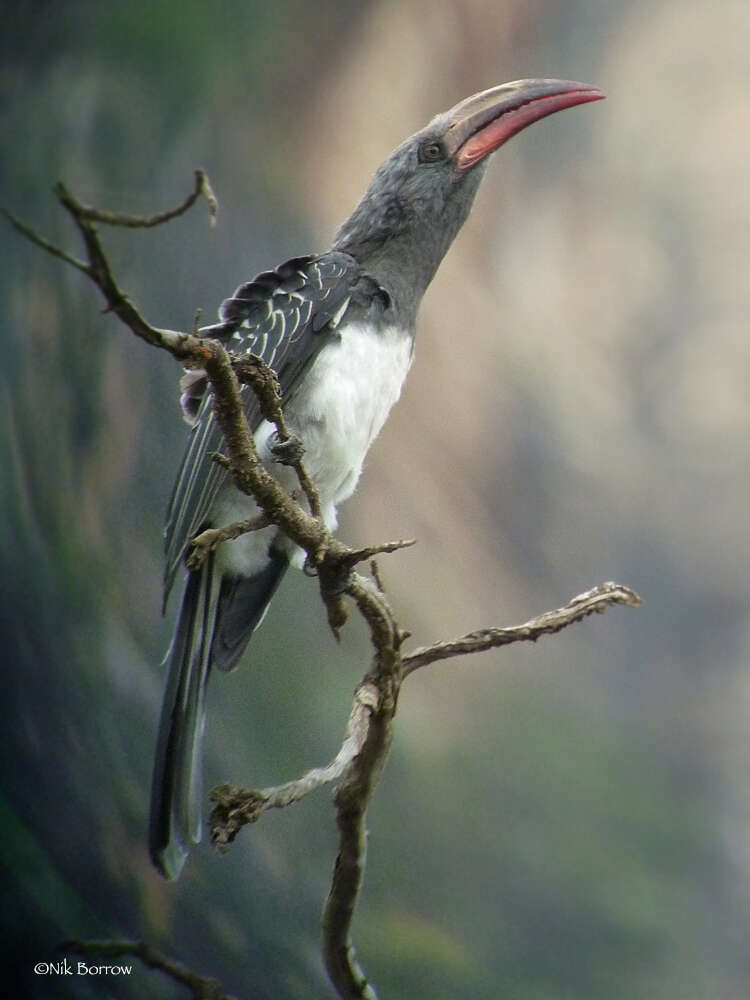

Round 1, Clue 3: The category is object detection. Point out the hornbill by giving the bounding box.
[150,78,604,878]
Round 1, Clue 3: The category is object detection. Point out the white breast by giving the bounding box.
[282,321,414,504]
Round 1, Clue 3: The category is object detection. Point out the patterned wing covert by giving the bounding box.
[163,251,359,602]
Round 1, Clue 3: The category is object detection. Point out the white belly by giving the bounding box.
[284,321,413,503]
[216,321,413,575]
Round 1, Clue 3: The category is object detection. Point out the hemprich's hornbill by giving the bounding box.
[150,78,604,878]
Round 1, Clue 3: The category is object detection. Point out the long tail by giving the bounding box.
[149,549,288,879]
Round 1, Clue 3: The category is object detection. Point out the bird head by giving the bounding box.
[333,78,604,307]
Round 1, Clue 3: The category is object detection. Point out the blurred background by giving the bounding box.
[3,0,750,996]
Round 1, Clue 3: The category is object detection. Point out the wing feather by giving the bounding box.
[163,251,359,601]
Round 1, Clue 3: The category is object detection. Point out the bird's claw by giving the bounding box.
[319,561,353,598]
[270,432,305,466]
[303,556,352,598]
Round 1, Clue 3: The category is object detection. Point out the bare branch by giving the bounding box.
[210,451,231,469]
[200,342,326,555]
[187,513,271,571]
[8,178,219,361]
[2,208,90,273]
[210,682,379,848]
[233,354,323,520]
[54,180,212,360]
[319,580,643,995]
[73,168,218,228]
[402,581,643,677]
[63,939,235,1000]
[341,537,416,567]
[321,574,402,999]
[323,806,379,1000]
[369,560,385,594]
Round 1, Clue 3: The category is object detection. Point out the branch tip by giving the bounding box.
[53,170,219,229]
[187,513,271,570]
[195,168,219,225]
[402,581,642,677]
[2,206,91,274]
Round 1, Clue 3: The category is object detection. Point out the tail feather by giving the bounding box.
[149,559,216,879]
[149,549,289,879]
[211,548,289,673]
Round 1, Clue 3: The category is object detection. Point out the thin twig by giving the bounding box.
[402,582,643,677]
[187,513,271,571]
[55,180,211,360]
[8,179,216,360]
[341,538,416,567]
[210,682,379,848]
[369,559,386,595]
[200,342,325,554]
[233,354,322,520]
[76,168,218,227]
[2,208,90,273]
[62,939,234,1000]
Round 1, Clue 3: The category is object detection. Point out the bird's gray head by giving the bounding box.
[333,78,604,312]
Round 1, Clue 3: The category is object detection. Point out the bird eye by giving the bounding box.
[419,140,444,164]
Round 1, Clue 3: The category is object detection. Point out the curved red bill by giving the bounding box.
[457,88,605,171]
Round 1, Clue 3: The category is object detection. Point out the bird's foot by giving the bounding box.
[303,556,352,596]
[319,560,353,598]
[270,432,305,466]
